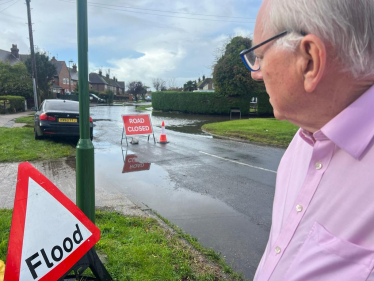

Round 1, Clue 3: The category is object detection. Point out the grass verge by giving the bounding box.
[0,127,75,162]
[154,212,245,280]
[136,104,152,111]
[14,116,34,127]
[202,118,299,147]
[0,209,245,280]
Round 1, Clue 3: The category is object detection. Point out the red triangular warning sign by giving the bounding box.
[4,162,100,281]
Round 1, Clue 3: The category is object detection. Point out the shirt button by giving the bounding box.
[315,162,322,170]
[296,205,303,212]
[275,246,281,254]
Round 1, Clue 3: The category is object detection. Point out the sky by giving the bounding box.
[0,0,261,90]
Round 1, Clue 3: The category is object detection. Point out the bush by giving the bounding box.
[98,90,114,104]
[0,95,25,113]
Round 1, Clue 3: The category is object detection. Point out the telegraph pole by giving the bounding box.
[25,0,39,110]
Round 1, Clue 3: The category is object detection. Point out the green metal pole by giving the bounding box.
[76,0,95,223]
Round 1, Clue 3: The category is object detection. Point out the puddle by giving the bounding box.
[95,148,244,221]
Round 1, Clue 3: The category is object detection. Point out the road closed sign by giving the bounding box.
[4,162,100,281]
[122,114,153,136]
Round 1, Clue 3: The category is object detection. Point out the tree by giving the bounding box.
[105,89,114,104]
[152,78,166,91]
[213,36,262,97]
[167,77,177,90]
[127,81,147,101]
[0,62,33,98]
[25,52,56,100]
[183,80,197,92]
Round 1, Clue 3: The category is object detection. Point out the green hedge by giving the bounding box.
[0,95,25,113]
[152,90,273,116]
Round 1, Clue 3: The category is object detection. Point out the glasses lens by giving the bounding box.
[244,51,259,70]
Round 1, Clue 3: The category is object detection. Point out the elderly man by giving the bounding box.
[240,0,374,280]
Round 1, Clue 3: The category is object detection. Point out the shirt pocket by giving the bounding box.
[284,221,374,281]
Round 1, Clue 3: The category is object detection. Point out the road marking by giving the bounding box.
[199,151,277,174]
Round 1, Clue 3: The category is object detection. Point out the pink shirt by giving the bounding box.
[254,84,374,281]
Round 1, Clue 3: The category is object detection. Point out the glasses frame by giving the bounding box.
[240,30,288,72]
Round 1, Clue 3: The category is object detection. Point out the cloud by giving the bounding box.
[0,0,261,90]
[106,47,185,86]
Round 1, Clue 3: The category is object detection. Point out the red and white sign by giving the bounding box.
[122,154,151,173]
[5,162,100,281]
[122,114,153,136]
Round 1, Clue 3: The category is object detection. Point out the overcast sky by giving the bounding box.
[0,0,261,90]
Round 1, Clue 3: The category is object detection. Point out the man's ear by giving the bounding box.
[298,34,326,92]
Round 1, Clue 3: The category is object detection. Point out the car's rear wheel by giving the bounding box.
[34,129,43,140]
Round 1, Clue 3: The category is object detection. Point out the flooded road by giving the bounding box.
[90,104,285,279]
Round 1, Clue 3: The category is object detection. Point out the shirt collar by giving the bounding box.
[319,84,374,159]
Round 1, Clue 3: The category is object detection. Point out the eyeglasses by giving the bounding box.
[240,30,288,72]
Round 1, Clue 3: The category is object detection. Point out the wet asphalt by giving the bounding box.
[90,104,286,279]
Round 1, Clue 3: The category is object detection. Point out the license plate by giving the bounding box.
[59,118,77,123]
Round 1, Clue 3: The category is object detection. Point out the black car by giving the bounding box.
[34,99,93,140]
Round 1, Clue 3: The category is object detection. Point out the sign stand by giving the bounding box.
[59,249,111,280]
[121,114,156,146]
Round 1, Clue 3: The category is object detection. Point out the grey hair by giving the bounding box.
[264,0,374,78]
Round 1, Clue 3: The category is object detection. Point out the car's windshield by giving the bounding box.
[90,94,99,98]
[45,101,79,111]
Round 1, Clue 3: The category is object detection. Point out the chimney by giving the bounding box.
[72,64,77,72]
[99,70,102,76]
[106,73,109,78]
[11,44,19,58]
[51,56,56,61]
[203,75,206,81]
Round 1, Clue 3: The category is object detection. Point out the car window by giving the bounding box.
[45,101,79,111]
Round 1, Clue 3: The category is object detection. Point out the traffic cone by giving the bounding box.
[158,121,169,144]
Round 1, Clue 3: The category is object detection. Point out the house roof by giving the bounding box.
[89,73,108,84]
[101,75,118,87]
[0,49,29,65]
[50,59,65,76]
[198,78,213,89]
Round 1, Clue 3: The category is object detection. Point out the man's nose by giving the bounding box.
[251,70,263,81]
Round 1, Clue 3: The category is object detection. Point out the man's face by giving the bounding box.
[251,2,308,122]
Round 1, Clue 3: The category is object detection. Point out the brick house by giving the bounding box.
[89,71,125,95]
[89,70,108,92]
[50,57,73,94]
